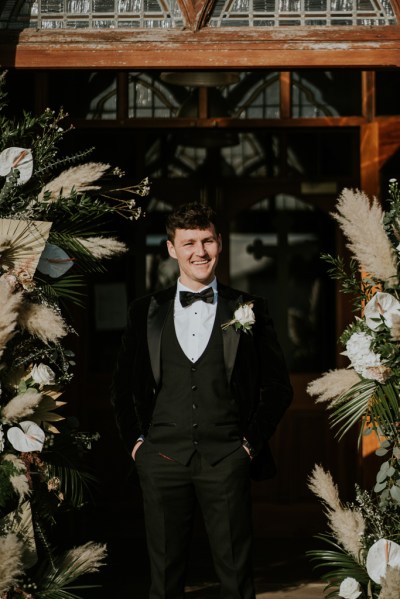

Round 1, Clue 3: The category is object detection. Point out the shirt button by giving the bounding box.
[192,423,198,428]
[191,385,197,391]
[192,403,198,409]
[191,366,196,372]
[193,440,199,445]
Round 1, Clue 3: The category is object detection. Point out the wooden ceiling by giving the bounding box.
[0,0,400,69]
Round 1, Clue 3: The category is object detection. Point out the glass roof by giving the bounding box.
[0,0,184,29]
[0,0,396,28]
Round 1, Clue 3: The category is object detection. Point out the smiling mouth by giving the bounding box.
[192,259,210,265]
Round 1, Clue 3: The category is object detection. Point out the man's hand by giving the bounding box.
[132,439,144,461]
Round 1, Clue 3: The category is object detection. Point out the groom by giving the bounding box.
[111,202,292,599]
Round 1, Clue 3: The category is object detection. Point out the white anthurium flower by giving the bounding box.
[366,538,400,584]
[31,363,56,386]
[338,577,362,599]
[7,420,45,452]
[0,146,33,184]
[37,243,74,278]
[342,331,383,380]
[364,292,400,331]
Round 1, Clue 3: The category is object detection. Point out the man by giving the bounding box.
[111,202,293,599]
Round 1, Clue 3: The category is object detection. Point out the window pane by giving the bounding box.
[292,70,362,117]
[376,70,400,116]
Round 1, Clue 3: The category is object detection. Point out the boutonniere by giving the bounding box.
[221,302,255,334]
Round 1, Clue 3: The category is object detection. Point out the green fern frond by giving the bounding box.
[34,148,95,179]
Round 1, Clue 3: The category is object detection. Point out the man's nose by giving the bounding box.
[194,242,207,255]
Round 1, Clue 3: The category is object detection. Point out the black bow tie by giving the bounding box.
[179,287,214,308]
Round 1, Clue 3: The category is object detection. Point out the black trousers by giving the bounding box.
[135,444,256,599]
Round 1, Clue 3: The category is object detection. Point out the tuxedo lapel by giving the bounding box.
[147,286,175,387]
[218,285,243,383]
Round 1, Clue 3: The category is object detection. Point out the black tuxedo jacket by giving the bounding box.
[111,282,293,480]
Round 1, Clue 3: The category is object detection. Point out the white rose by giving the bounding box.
[234,303,255,326]
[31,363,56,386]
[338,577,362,599]
[364,292,400,331]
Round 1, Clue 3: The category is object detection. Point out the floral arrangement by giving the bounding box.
[221,302,255,334]
[307,182,400,599]
[0,71,149,597]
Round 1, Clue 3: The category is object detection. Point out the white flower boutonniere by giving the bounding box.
[221,302,255,334]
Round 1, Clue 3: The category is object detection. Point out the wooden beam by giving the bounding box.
[1,28,400,69]
[360,122,380,197]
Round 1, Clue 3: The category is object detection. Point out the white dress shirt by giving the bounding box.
[174,278,218,363]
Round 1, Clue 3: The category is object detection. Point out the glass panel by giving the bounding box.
[208,0,396,25]
[47,71,118,119]
[230,198,336,372]
[292,70,362,117]
[128,72,182,118]
[285,129,356,178]
[376,70,400,116]
[0,0,184,28]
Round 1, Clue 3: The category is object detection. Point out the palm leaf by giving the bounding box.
[45,458,97,508]
[369,382,400,439]
[307,534,369,598]
[329,379,376,441]
[37,589,83,599]
[34,274,87,307]
[48,232,106,275]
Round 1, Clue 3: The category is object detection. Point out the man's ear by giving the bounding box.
[217,234,222,254]
[166,240,177,260]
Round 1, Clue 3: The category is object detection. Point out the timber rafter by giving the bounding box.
[1,0,400,69]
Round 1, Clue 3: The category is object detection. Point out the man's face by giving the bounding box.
[166,225,222,290]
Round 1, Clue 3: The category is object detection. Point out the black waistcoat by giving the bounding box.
[146,305,242,465]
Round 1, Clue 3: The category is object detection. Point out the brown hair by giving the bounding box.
[166,203,218,242]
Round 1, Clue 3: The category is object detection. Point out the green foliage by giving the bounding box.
[0,459,20,512]
[321,253,376,311]
[307,534,370,598]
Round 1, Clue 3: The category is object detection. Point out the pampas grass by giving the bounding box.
[307,369,361,407]
[308,465,365,562]
[0,532,24,594]
[9,473,30,501]
[0,278,23,358]
[76,236,127,259]
[332,188,398,286]
[38,162,110,201]
[1,389,41,423]
[378,565,400,599]
[18,302,68,343]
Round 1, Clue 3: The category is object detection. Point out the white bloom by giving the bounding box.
[31,363,56,386]
[364,292,400,331]
[338,577,362,599]
[234,303,255,326]
[343,331,382,379]
[221,302,256,334]
[366,538,400,584]
[7,420,45,452]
